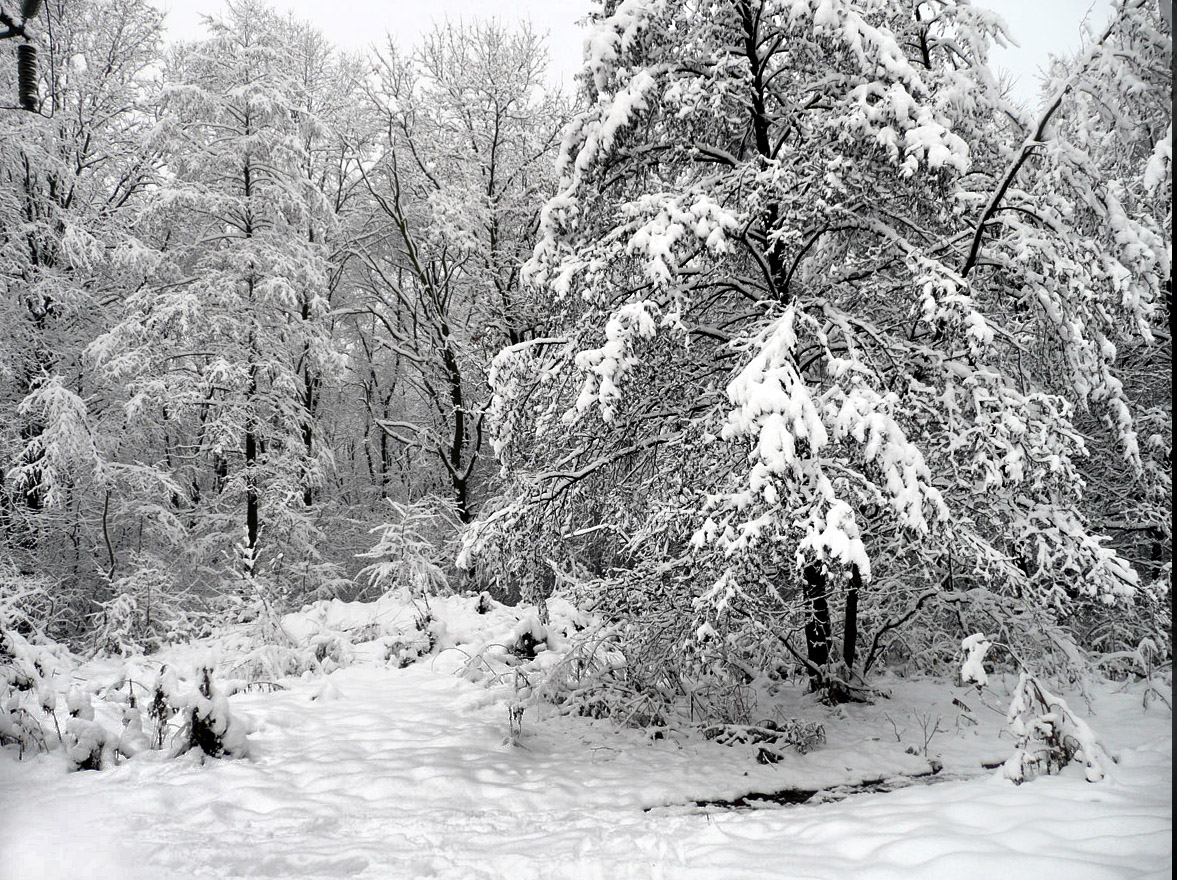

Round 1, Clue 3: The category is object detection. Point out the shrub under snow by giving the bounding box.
[181,667,250,760]
[961,633,1115,783]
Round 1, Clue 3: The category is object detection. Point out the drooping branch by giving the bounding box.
[960,1,1144,278]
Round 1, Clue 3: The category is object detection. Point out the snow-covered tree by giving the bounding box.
[345,20,568,522]
[466,0,1170,702]
[994,0,1172,649]
[0,0,165,639]
[89,0,346,606]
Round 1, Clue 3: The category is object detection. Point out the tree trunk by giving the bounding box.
[300,282,318,507]
[802,562,831,691]
[244,318,260,577]
[453,474,470,525]
[245,423,259,575]
[441,337,472,523]
[738,0,791,301]
[243,158,260,577]
[302,377,315,508]
[844,565,861,673]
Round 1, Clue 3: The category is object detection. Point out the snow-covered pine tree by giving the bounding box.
[466,0,1169,705]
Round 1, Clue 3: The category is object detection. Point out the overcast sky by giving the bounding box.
[147,0,1117,105]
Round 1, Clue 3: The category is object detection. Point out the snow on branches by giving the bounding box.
[10,377,101,509]
[470,0,1169,699]
[961,634,1116,784]
[572,301,671,421]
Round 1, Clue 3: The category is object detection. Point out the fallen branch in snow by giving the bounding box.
[703,718,827,762]
[673,761,945,811]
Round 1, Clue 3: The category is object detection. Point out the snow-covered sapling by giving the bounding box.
[64,687,114,771]
[961,634,1115,783]
[148,666,179,749]
[0,619,64,757]
[1002,672,1116,783]
[358,497,459,600]
[507,702,525,746]
[180,667,249,760]
[0,704,49,758]
[117,695,150,758]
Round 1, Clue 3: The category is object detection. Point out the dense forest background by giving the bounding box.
[0,0,1170,714]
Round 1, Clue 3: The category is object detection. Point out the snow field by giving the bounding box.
[0,595,1171,879]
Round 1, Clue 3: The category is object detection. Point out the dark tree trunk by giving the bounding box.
[802,563,831,691]
[302,377,315,508]
[454,475,470,524]
[245,424,259,575]
[441,337,473,523]
[844,565,861,673]
[300,283,318,508]
[738,0,791,302]
[243,157,260,577]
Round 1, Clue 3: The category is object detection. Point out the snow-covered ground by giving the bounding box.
[0,597,1171,880]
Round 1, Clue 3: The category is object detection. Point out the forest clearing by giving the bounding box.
[0,0,1171,876]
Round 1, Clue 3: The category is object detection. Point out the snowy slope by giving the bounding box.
[0,648,1170,880]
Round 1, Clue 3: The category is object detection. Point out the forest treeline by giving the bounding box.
[0,0,1170,707]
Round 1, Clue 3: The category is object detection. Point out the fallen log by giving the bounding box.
[659,760,949,811]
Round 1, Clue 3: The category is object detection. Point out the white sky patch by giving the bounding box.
[148,0,595,91]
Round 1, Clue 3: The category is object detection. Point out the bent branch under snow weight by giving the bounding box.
[960,0,1146,278]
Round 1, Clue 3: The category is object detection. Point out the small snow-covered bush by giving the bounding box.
[1,585,73,759]
[179,667,249,760]
[509,616,676,730]
[507,615,549,660]
[961,633,1115,783]
[63,687,119,771]
[0,630,136,771]
[278,592,451,673]
[384,605,443,668]
[91,592,148,656]
[1001,671,1114,783]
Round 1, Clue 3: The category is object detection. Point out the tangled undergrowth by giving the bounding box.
[3,572,1170,783]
